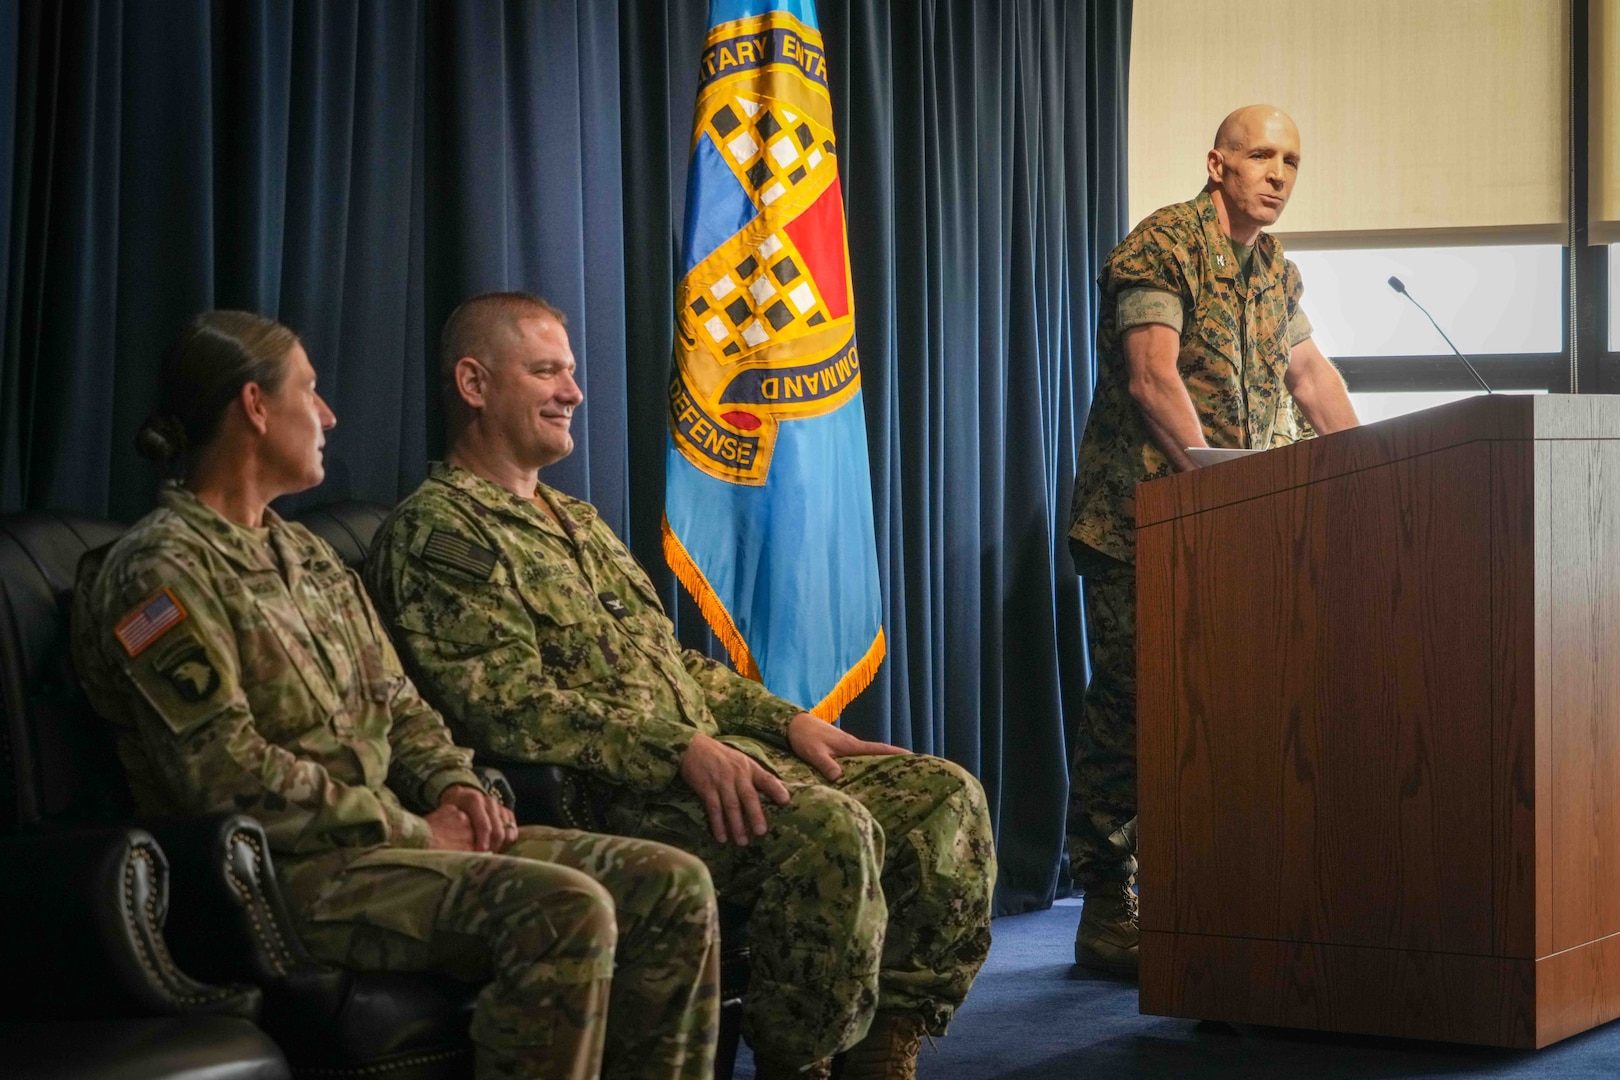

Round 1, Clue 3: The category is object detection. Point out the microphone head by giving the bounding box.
[1388,276,1407,294]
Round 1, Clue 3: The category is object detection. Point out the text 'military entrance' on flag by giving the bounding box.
[663,0,884,721]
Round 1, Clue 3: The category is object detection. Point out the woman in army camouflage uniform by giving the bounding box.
[72,310,722,1080]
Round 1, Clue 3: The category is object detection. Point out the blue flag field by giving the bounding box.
[663,0,884,720]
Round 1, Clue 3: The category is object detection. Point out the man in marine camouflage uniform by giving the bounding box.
[1066,105,1360,974]
[365,292,996,1080]
[74,318,720,1080]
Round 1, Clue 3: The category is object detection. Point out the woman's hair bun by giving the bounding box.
[134,413,188,463]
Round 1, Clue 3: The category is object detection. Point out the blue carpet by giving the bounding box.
[734,899,1620,1078]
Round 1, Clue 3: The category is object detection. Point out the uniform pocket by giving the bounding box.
[302,849,460,941]
[510,569,620,690]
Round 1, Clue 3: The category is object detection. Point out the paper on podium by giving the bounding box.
[1186,447,1263,467]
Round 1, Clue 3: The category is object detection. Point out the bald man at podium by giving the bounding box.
[1065,104,1360,976]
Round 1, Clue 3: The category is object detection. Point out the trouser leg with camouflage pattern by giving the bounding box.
[294,825,720,1080]
[618,750,996,1068]
[1065,566,1139,890]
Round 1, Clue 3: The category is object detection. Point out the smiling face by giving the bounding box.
[259,342,336,495]
[476,314,583,471]
[1206,106,1301,237]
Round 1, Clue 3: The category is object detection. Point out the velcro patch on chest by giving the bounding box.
[114,588,188,657]
[421,529,498,580]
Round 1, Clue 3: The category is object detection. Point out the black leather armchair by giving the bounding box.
[0,818,288,1079]
[0,511,483,1079]
[295,500,752,1080]
[0,512,290,1079]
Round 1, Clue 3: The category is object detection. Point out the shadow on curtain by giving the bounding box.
[0,0,1129,914]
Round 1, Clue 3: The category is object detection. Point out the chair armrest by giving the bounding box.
[142,813,334,990]
[0,827,260,1020]
[499,763,600,830]
[143,814,413,1038]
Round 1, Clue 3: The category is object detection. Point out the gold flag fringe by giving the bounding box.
[662,515,761,680]
[808,626,885,722]
[662,514,886,722]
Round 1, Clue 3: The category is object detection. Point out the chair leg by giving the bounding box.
[715,999,743,1080]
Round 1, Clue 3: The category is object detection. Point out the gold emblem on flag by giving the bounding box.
[669,11,860,487]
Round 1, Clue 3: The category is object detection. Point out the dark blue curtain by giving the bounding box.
[0,0,1130,914]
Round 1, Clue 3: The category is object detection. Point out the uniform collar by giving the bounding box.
[427,461,599,536]
[1194,189,1284,291]
[157,482,284,573]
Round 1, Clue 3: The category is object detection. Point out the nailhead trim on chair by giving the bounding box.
[125,841,242,1008]
[292,1045,473,1077]
[222,828,297,976]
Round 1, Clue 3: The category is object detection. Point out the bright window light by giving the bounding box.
[1288,245,1562,358]
[1610,245,1619,352]
[1348,388,1546,427]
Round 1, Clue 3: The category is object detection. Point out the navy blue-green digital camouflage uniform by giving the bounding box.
[365,462,997,1067]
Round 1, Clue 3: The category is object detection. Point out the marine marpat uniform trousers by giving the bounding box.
[296,826,720,1080]
[612,743,996,1067]
[1065,566,1139,889]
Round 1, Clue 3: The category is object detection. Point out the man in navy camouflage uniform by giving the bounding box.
[367,293,996,1080]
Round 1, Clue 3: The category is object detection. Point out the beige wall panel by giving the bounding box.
[1594,0,1620,244]
[1129,0,1568,248]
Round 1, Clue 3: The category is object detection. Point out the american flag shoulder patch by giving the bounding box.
[114,588,189,658]
[421,529,498,580]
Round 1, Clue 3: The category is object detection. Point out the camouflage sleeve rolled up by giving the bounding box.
[75,545,432,853]
[1105,223,1197,312]
[367,511,699,792]
[681,651,802,744]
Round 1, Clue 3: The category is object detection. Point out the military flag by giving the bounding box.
[663,0,884,720]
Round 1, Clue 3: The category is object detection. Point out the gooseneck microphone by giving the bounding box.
[1386,276,1491,394]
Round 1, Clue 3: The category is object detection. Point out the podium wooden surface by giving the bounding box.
[1136,394,1620,1049]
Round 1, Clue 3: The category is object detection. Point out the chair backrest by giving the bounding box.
[0,500,392,833]
[289,501,391,572]
[0,513,131,831]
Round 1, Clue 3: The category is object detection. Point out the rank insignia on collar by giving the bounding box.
[152,636,221,703]
[1216,253,1226,268]
[599,591,630,619]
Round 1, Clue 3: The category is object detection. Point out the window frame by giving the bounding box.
[1335,0,1615,403]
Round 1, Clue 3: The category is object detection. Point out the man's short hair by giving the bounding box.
[438,291,567,436]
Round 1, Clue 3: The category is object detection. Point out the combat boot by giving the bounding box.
[1075,878,1138,975]
[834,1010,926,1080]
[753,1055,832,1079]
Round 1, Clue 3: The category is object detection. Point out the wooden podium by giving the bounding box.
[1136,394,1620,1049]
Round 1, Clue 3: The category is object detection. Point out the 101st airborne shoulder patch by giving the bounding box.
[420,529,498,581]
[150,634,221,703]
[114,588,188,657]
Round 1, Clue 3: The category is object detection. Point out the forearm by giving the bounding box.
[1287,346,1360,435]
[1129,370,1206,472]
[683,651,802,746]
[382,677,480,810]
[139,706,422,853]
